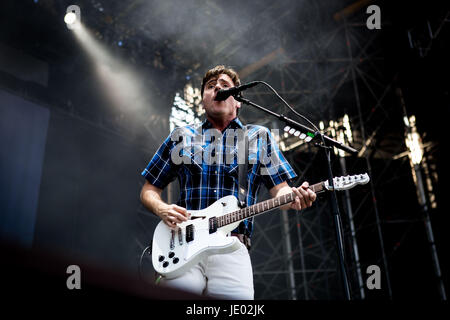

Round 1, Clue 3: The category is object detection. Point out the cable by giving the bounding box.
[253,81,320,133]
[138,244,152,283]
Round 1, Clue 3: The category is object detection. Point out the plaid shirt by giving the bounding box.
[141,117,297,237]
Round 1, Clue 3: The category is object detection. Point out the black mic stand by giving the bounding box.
[235,94,357,300]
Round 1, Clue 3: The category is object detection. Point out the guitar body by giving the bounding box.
[152,195,242,279]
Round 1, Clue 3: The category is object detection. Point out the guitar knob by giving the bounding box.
[168,251,175,258]
[173,257,179,264]
[163,261,169,268]
[158,255,165,262]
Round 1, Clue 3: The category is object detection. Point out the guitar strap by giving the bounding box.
[238,126,249,209]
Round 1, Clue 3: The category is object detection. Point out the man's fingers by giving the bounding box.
[300,187,312,207]
[300,195,308,209]
[172,205,190,218]
[292,183,316,209]
[169,210,188,222]
[164,219,176,229]
[308,189,316,203]
[298,186,309,208]
[292,187,304,210]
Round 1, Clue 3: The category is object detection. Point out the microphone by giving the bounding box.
[214,81,259,101]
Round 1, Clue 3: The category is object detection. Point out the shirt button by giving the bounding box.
[214,171,217,174]
[214,190,217,193]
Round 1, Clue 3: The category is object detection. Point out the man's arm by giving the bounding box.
[269,181,317,211]
[140,180,189,228]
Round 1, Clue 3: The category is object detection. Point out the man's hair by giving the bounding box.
[200,65,241,97]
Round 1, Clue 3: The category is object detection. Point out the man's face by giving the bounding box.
[202,73,241,120]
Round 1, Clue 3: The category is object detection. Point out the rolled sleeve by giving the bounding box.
[141,134,177,189]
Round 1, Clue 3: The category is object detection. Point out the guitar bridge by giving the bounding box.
[170,230,175,250]
[178,227,183,245]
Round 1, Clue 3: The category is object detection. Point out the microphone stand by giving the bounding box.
[235,94,357,300]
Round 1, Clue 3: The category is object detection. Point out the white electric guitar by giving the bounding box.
[152,173,370,279]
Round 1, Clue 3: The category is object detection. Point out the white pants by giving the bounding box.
[159,241,254,300]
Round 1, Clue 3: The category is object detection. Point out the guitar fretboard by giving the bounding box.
[217,182,325,228]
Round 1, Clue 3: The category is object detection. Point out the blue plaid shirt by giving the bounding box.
[141,117,297,237]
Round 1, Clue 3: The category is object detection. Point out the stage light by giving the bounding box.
[117,41,123,47]
[343,114,353,144]
[64,12,77,25]
[169,84,203,132]
[319,121,325,130]
[65,5,81,30]
[405,115,423,165]
[322,114,353,157]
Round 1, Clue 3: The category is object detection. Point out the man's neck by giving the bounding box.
[206,116,236,132]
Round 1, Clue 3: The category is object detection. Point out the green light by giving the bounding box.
[307,132,315,138]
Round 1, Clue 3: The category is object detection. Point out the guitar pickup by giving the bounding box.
[209,217,218,234]
[186,224,194,243]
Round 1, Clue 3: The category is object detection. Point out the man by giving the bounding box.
[140,65,316,299]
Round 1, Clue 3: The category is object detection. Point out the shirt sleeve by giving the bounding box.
[141,133,178,189]
[258,127,298,189]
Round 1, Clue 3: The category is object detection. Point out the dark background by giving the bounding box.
[0,0,448,301]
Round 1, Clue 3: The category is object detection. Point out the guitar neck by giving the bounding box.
[217,182,326,228]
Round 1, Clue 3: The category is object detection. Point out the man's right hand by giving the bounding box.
[140,181,190,229]
[156,203,190,229]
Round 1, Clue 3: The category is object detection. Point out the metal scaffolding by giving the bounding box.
[129,1,447,300]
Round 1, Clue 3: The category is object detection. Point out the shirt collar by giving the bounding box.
[201,117,244,131]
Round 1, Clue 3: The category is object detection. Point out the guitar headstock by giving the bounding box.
[324,173,370,191]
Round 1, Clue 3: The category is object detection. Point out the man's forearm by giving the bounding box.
[140,185,166,217]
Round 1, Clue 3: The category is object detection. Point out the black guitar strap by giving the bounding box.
[238,126,249,209]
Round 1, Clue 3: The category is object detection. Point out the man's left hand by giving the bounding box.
[290,181,317,211]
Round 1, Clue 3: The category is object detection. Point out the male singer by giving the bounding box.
[140,65,316,299]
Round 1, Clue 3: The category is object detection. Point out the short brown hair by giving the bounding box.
[201,65,241,97]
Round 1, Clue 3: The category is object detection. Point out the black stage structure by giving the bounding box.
[0,0,448,302]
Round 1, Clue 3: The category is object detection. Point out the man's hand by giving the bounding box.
[140,181,190,229]
[290,181,316,211]
[269,181,317,211]
[156,203,190,229]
